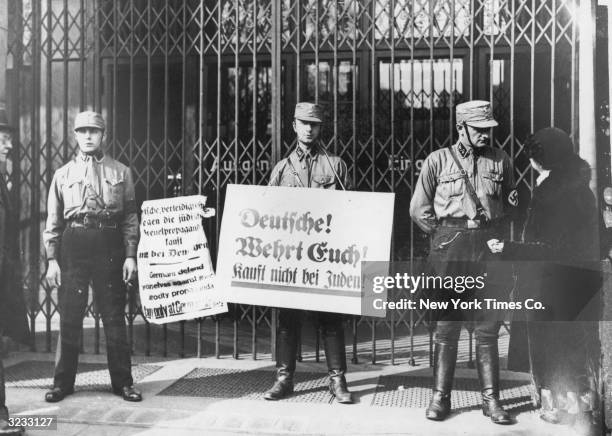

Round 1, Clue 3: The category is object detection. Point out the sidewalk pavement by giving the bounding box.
[2,351,586,436]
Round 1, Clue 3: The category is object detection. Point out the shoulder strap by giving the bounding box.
[447,146,487,218]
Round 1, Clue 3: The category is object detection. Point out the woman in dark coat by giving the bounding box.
[487,127,601,430]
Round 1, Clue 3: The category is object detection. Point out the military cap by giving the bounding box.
[456,100,498,128]
[74,110,105,131]
[0,105,13,131]
[294,102,323,123]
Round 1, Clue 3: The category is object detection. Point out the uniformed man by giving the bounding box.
[43,111,141,402]
[0,106,27,435]
[409,100,516,424]
[264,102,353,404]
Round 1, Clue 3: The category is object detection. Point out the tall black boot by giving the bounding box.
[426,343,457,421]
[476,343,513,425]
[264,329,296,401]
[323,328,353,404]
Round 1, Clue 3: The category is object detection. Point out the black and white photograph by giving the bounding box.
[0,1,610,435]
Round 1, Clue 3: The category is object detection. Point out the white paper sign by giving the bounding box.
[137,195,227,324]
[216,184,395,315]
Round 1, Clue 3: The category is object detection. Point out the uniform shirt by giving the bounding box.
[43,151,139,259]
[269,144,350,189]
[409,142,515,233]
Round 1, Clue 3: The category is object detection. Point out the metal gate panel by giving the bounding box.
[7,0,582,363]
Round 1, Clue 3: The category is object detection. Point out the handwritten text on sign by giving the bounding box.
[216,185,394,315]
[137,195,227,324]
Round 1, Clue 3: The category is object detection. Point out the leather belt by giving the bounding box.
[439,217,489,229]
[69,215,118,230]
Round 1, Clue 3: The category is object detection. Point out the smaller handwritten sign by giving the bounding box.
[137,195,227,324]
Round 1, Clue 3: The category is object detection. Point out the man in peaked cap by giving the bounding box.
[43,110,141,402]
[410,100,517,424]
[264,102,353,403]
[0,106,28,435]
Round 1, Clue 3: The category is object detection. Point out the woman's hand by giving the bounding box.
[487,238,504,253]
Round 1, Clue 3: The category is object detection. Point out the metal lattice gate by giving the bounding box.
[6,0,580,362]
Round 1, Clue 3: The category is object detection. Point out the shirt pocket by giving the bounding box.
[63,175,84,209]
[437,172,464,198]
[103,175,125,208]
[311,174,335,189]
[481,170,503,197]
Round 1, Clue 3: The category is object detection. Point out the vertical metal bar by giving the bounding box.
[251,0,258,359]
[351,316,357,364]
[429,0,434,153]
[315,0,319,103]
[550,0,556,126]
[233,314,239,359]
[146,1,151,201]
[252,306,257,359]
[197,319,202,358]
[93,0,101,112]
[409,0,416,367]
[577,0,598,196]
[79,0,85,109]
[350,0,362,363]
[333,0,338,156]
[530,0,535,134]
[389,0,395,365]
[571,0,577,139]
[351,0,356,190]
[180,321,185,358]
[252,0,257,187]
[215,317,220,358]
[271,0,282,164]
[608,1,612,176]
[44,0,52,352]
[11,0,30,351]
[215,0,223,357]
[370,0,376,192]
[233,0,240,360]
[164,2,169,199]
[112,0,118,157]
[163,324,167,357]
[271,308,277,364]
[296,0,301,103]
[450,0,455,141]
[509,0,516,241]
[470,0,475,99]
[488,0,495,107]
[369,0,377,363]
[181,2,190,196]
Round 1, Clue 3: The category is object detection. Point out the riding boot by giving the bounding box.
[425,343,457,421]
[323,328,353,404]
[264,329,296,400]
[476,343,513,425]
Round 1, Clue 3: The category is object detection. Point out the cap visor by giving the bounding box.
[466,120,498,128]
[295,116,322,123]
[74,125,104,131]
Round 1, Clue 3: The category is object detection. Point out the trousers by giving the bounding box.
[428,225,511,346]
[277,309,346,372]
[54,226,132,390]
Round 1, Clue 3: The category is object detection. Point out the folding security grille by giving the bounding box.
[6,0,580,363]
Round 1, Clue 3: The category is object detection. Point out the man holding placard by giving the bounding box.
[263,102,353,404]
[43,111,141,402]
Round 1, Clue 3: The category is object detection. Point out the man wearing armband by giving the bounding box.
[409,101,518,424]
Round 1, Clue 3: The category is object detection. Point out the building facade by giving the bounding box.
[3,0,608,367]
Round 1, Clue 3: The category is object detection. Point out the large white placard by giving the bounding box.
[216,184,394,315]
[137,195,227,324]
